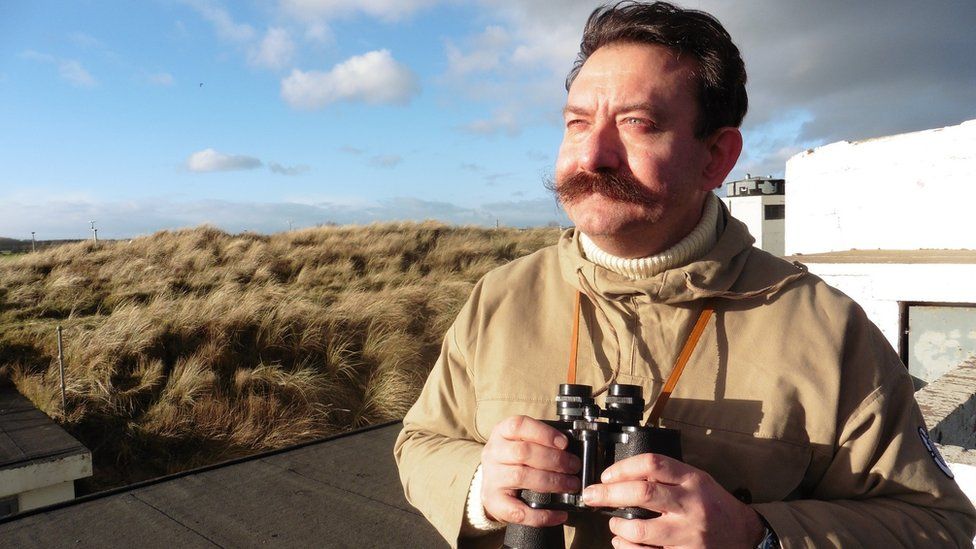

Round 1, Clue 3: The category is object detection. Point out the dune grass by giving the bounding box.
[0,222,557,493]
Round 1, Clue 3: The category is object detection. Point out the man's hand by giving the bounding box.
[580,453,764,548]
[480,415,582,527]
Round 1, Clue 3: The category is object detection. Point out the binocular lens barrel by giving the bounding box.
[556,383,594,420]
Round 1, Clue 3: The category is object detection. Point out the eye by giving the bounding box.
[622,117,656,130]
[565,118,589,132]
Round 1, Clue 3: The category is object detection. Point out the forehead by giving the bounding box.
[567,42,697,110]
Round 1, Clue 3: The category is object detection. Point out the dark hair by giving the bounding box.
[566,1,747,138]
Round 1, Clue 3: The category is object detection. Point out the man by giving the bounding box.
[395,2,976,547]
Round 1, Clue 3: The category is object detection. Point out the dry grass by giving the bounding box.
[0,222,557,492]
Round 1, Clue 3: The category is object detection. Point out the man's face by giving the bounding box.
[555,42,713,248]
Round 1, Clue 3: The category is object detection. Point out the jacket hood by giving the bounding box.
[557,204,808,304]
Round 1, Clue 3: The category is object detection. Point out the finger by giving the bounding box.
[601,452,693,485]
[609,516,685,547]
[484,439,581,474]
[488,463,581,494]
[610,537,661,549]
[494,415,569,449]
[580,480,682,514]
[484,493,569,527]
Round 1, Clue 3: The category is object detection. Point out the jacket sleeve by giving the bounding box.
[393,288,496,548]
[753,308,976,548]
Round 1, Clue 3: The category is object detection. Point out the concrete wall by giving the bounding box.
[720,194,785,256]
[803,262,976,367]
[785,119,976,255]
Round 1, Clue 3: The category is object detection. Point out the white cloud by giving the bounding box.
[146,72,175,87]
[183,0,256,42]
[67,32,104,49]
[185,148,263,172]
[368,154,403,168]
[280,49,419,109]
[248,27,295,70]
[339,145,364,155]
[269,162,310,175]
[304,21,334,44]
[462,109,521,137]
[439,1,594,136]
[279,0,440,22]
[21,50,97,88]
[58,59,98,88]
[446,25,510,76]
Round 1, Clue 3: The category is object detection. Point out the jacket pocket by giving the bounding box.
[667,419,813,503]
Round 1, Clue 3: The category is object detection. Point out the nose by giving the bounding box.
[578,120,623,173]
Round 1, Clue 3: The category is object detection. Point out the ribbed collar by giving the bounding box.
[580,193,720,280]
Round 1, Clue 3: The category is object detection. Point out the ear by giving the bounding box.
[700,127,743,191]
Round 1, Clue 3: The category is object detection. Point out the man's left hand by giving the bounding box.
[580,453,764,548]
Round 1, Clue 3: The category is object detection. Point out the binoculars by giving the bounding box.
[502,383,682,549]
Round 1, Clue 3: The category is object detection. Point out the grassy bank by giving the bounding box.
[0,222,556,493]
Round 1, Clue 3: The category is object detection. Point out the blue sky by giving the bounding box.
[2,1,974,239]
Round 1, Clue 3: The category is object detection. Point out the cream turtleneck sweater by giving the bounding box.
[579,193,720,279]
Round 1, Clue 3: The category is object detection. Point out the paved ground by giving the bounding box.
[0,388,89,477]
[0,421,447,548]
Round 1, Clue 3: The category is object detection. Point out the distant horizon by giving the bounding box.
[0,184,750,241]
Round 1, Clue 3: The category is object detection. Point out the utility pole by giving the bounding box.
[288,219,294,231]
[90,220,98,244]
[57,326,67,416]
[31,231,36,252]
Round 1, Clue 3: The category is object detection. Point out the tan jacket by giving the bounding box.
[394,212,976,548]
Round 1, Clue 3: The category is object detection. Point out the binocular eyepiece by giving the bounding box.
[555,383,644,425]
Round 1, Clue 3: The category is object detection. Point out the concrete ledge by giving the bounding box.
[917,356,976,448]
[939,445,976,467]
[0,453,91,499]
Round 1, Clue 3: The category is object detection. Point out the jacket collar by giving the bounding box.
[558,203,806,304]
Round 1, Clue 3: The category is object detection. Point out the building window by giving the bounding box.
[764,204,785,220]
[899,303,976,390]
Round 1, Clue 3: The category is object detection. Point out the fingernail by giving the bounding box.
[580,486,597,504]
[554,435,568,449]
[602,470,615,482]
[611,538,620,549]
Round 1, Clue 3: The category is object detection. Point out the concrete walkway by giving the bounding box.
[0,421,446,548]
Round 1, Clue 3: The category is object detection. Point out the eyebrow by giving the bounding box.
[562,102,664,119]
[562,105,590,118]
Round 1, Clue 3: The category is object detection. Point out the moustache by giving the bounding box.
[549,170,659,208]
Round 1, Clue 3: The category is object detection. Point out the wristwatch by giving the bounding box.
[756,520,780,549]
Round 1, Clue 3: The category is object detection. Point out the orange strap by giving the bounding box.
[567,291,582,384]
[648,306,714,426]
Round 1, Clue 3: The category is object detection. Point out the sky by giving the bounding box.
[1,0,974,239]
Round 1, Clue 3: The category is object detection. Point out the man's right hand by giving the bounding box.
[480,415,582,527]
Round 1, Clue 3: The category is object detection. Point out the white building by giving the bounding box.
[786,119,976,255]
[784,119,976,386]
[720,175,785,256]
